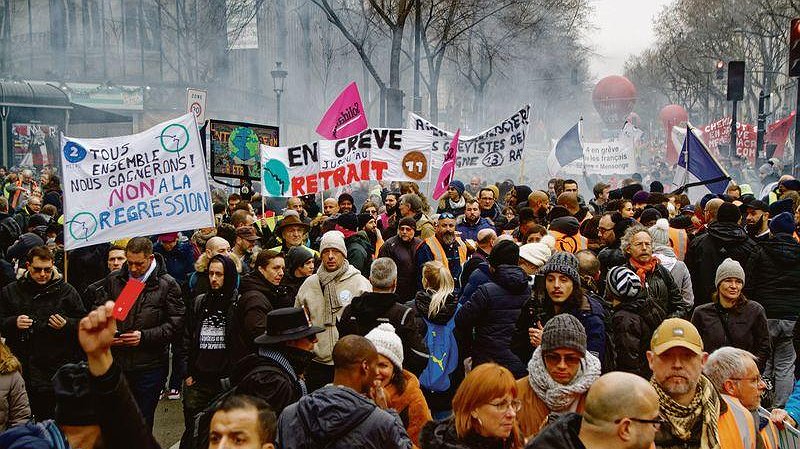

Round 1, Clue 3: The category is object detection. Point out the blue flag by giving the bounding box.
[673,125,730,201]
[547,121,583,175]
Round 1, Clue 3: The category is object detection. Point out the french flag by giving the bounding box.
[547,121,583,176]
[672,125,730,202]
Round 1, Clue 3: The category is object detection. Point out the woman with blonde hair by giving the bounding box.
[0,341,30,431]
[412,261,460,419]
[420,363,523,449]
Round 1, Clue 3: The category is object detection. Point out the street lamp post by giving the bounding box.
[271,61,288,131]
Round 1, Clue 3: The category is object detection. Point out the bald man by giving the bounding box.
[277,335,411,449]
[322,198,339,216]
[188,236,236,297]
[528,372,660,449]
[703,198,724,225]
[460,227,497,287]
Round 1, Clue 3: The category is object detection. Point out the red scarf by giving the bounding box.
[629,257,659,284]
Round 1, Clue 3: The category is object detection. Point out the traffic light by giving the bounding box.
[791,19,800,77]
[715,60,725,80]
[727,61,745,101]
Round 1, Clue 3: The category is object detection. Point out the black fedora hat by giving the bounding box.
[254,307,324,345]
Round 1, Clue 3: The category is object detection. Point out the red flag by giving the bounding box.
[766,111,796,159]
[433,129,460,200]
[315,82,368,139]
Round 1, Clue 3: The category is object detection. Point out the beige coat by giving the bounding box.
[0,355,30,432]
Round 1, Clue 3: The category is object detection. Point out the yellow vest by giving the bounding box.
[719,395,756,449]
[668,227,688,261]
[424,236,466,270]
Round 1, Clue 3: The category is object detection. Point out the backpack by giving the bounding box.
[0,216,21,257]
[418,313,459,393]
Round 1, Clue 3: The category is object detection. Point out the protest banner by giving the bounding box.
[407,105,530,170]
[700,117,756,163]
[260,128,433,197]
[558,137,638,176]
[316,82,369,139]
[208,119,279,180]
[60,113,214,251]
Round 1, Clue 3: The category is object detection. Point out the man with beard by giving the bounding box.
[179,254,239,449]
[379,191,400,239]
[415,213,466,292]
[743,200,770,241]
[647,318,724,449]
[456,199,493,241]
[467,176,482,197]
[527,190,551,226]
[399,193,435,239]
[378,217,421,302]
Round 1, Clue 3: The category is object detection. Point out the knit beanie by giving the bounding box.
[357,213,373,230]
[448,180,465,196]
[285,246,314,274]
[632,190,650,205]
[716,202,741,224]
[541,314,587,355]
[489,239,520,267]
[606,266,642,300]
[53,362,98,426]
[337,213,358,231]
[650,180,664,193]
[769,211,796,235]
[364,323,404,369]
[649,218,670,247]
[639,208,662,225]
[398,216,417,229]
[338,193,355,205]
[539,251,581,287]
[320,230,347,256]
[519,243,551,267]
[769,198,794,217]
[714,258,745,287]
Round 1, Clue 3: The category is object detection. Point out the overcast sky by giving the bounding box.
[589,0,674,79]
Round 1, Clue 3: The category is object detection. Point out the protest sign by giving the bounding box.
[407,105,530,170]
[208,119,279,180]
[700,117,756,163]
[61,113,214,250]
[316,82,369,139]
[260,128,433,197]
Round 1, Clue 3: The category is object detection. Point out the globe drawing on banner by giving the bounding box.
[262,159,291,196]
[229,126,260,161]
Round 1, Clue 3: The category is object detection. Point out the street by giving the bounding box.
[154,397,184,449]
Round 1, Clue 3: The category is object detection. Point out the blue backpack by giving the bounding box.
[418,314,459,392]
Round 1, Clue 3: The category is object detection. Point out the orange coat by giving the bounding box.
[515,377,586,440]
[384,370,432,448]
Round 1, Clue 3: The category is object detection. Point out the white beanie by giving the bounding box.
[364,323,404,369]
[649,218,670,247]
[519,242,551,267]
[320,230,347,256]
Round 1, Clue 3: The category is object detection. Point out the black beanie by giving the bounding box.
[357,213,373,230]
[717,202,741,224]
[337,212,358,231]
[488,239,519,267]
[53,362,98,426]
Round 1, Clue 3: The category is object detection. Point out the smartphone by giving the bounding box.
[114,330,122,338]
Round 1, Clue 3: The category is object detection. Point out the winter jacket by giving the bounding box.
[0,272,85,391]
[524,412,584,449]
[458,263,490,305]
[691,299,771,371]
[385,370,432,448]
[460,249,489,289]
[456,217,493,242]
[745,234,800,320]
[277,384,412,449]
[515,378,586,440]
[480,203,503,225]
[232,351,306,416]
[70,243,111,298]
[685,222,756,306]
[437,197,468,217]
[455,265,531,378]
[87,254,185,372]
[410,290,462,413]
[0,355,29,432]
[0,213,20,259]
[181,288,239,383]
[654,246,694,308]
[89,361,163,449]
[338,292,429,375]
[625,261,689,319]
[232,270,293,362]
[420,418,515,449]
[611,298,656,378]
[416,214,436,240]
[295,264,372,364]
[378,235,423,303]
[154,240,196,285]
[346,231,374,278]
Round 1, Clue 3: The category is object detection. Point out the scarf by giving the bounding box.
[629,257,659,284]
[651,375,721,449]
[317,261,351,326]
[259,347,308,395]
[447,196,465,211]
[528,347,601,412]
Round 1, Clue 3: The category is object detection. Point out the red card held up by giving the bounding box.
[113,278,146,321]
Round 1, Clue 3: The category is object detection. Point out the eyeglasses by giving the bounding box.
[730,376,765,386]
[543,353,583,366]
[439,213,455,220]
[598,226,614,233]
[29,266,53,274]
[488,399,522,413]
[614,415,668,428]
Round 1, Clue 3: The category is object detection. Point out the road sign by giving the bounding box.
[186,88,207,127]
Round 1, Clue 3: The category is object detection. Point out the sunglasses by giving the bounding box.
[543,353,583,366]
[439,212,455,219]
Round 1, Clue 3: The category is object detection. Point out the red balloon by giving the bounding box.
[659,104,688,128]
[592,76,637,126]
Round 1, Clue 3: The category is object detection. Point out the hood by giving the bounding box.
[349,292,399,317]
[209,254,239,298]
[195,251,243,273]
[761,235,800,263]
[549,216,580,236]
[491,265,531,294]
[413,290,458,324]
[239,269,282,296]
[295,386,377,444]
[420,418,510,449]
[707,222,750,243]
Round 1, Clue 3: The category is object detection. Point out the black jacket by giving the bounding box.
[625,261,689,319]
[611,298,656,378]
[231,270,294,362]
[685,222,756,306]
[87,254,185,372]
[691,299,771,371]
[0,272,85,391]
[421,418,515,449]
[232,350,307,416]
[745,234,800,320]
[378,235,423,302]
[182,289,239,383]
[455,265,530,378]
[338,292,429,375]
[525,412,583,449]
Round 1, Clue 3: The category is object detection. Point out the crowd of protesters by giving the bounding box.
[0,159,798,449]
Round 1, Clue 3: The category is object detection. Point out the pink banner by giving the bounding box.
[766,112,795,159]
[700,117,756,163]
[316,82,368,139]
[433,129,460,200]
